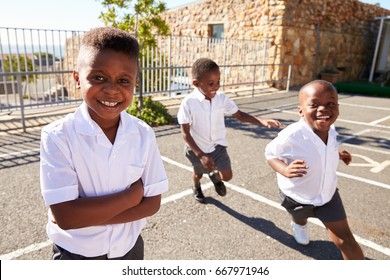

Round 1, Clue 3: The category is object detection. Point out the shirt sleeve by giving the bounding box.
[265,133,295,166]
[40,128,79,206]
[177,98,190,125]
[264,138,279,160]
[141,129,169,197]
[223,94,239,115]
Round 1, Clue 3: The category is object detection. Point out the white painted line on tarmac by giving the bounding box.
[2,155,389,260]
[162,156,390,257]
[161,184,212,205]
[161,155,193,172]
[226,181,390,257]
[0,240,52,260]
[270,108,390,129]
[370,115,390,125]
[225,181,284,211]
[307,218,390,256]
[338,129,372,144]
[0,183,214,260]
[162,188,193,204]
[342,143,390,156]
[338,102,390,111]
[336,171,390,190]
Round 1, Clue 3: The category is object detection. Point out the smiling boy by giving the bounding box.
[265,80,364,259]
[178,58,280,203]
[40,27,168,260]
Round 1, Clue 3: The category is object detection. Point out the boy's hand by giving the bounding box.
[339,150,352,165]
[282,160,308,178]
[199,154,216,173]
[128,178,144,206]
[260,118,282,128]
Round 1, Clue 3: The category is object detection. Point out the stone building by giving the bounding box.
[162,0,390,87]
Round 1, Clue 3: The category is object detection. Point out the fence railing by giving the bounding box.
[1,27,291,132]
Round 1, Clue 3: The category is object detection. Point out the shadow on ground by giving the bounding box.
[206,197,343,260]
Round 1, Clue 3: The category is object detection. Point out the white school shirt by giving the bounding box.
[177,88,238,153]
[40,102,168,258]
[264,118,340,206]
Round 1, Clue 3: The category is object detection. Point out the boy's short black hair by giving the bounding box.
[79,27,139,60]
[192,58,219,80]
[300,79,338,94]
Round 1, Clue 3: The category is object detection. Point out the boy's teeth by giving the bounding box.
[101,101,118,107]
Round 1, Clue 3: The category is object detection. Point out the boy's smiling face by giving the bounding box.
[73,48,138,128]
[193,69,221,100]
[298,81,339,140]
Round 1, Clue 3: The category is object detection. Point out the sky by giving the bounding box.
[0,0,389,31]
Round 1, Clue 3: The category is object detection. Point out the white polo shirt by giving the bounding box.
[40,102,168,258]
[177,88,238,153]
[265,118,340,206]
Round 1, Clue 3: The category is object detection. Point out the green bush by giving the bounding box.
[126,96,173,126]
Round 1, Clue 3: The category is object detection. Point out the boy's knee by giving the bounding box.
[332,233,356,250]
[221,171,233,181]
[193,173,203,180]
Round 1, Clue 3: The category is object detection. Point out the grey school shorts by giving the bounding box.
[52,235,144,260]
[185,144,231,174]
[279,189,347,222]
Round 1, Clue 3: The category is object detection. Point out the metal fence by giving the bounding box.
[1,27,291,131]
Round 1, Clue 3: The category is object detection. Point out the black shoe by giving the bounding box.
[193,187,205,203]
[214,181,226,196]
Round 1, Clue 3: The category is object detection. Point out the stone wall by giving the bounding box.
[162,0,390,87]
[63,36,82,99]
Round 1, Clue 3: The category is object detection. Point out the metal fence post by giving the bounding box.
[16,74,26,132]
[223,38,227,92]
[286,64,292,92]
[168,35,172,97]
[252,64,257,97]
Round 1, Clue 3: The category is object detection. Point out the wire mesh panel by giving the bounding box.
[0,27,84,112]
[1,28,288,115]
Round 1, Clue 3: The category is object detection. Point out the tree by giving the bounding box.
[99,0,170,48]
[3,55,34,82]
[99,0,172,123]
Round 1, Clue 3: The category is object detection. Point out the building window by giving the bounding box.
[208,24,224,39]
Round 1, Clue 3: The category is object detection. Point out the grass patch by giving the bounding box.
[334,81,390,97]
[127,96,173,126]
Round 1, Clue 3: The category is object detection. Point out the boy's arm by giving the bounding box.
[102,195,162,224]
[180,123,216,172]
[267,158,308,178]
[232,110,281,128]
[339,150,352,165]
[50,178,144,230]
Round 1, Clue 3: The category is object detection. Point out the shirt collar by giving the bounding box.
[299,117,338,142]
[193,88,206,101]
[74,102,130,137]
[73,102,99,136]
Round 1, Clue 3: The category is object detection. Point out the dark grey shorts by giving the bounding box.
[185,145,231,174]
[279,189,346,222]
[52,234,144,260]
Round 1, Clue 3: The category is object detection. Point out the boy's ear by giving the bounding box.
[192,79,199,87]
[73,70,80,88]
[298,106,303,117]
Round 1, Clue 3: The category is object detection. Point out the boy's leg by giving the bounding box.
[322,220,364,260]
[209,169,232,196]
[185,147,206,202]
[279,190,311,245]
[316,189,364,259]
[214,168,232,182]
[192,172,205,202]
[208,145,232,196]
